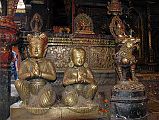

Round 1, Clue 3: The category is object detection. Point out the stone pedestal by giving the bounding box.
[10,102,107,120]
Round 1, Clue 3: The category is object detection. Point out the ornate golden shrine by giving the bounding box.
[46,36,115,72]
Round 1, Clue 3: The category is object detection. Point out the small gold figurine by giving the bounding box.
[109,16,126,41]
[62,48,97,108]
[30,13,43,32]
[15,33,56,114]
[74,13,95,34]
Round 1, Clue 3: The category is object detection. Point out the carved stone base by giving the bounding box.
[10,102,107,120]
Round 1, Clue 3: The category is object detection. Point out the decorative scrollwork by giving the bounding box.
[47,46,71,70]
[46,44,115,72]
[89,47,115,71]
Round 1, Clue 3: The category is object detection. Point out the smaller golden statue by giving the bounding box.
[62,48,97,110]
[30,13,43,33]
[74,13,95,34]
[15,33,56,114]
[109,15,126,41]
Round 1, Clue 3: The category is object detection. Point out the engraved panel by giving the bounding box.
[89,47,115,71]
[45,37,115,72]
[46,46,72,71]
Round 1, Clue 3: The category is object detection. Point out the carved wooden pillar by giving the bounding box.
[0,16,17,120]
[147,4,155,63]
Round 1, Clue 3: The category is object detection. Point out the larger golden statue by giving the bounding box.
[15,33,56,114]
[62,48,97,108]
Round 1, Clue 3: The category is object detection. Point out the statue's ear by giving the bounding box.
[27,34,33,42]
[84,63,88,68]
[68,60,74,68]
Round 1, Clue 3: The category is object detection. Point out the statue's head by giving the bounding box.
[27,33,48,58]
[71,48,86,67]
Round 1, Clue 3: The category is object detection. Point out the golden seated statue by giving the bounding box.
[62,48,98,110]
[74,13,95,34]
[15,33,56,114]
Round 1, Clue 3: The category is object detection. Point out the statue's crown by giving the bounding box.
[27,33,48,46]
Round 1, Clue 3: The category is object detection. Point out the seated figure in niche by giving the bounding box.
[62,48,97,107]
[30,13,43,33]
[74,13,94,34]
[15,33,56,113]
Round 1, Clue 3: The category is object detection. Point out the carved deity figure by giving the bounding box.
[74,13,94,34]
[62,48,97,107]
[30,13,43,32]
[109,16,126,41]
[15,33,56,114]
[114,36,140,81]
